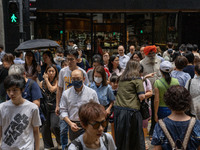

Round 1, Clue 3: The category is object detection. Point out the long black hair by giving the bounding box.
[161,70,171,85]
[108,55,122,73]
[25,51,37,75]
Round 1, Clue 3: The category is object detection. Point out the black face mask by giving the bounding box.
[72,80,83,89]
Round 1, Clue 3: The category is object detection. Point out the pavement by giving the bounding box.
[39,122,154,150]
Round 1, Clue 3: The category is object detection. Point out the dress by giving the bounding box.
[152,117,200,150]
[114,78,145,150]
[0,100,41,150]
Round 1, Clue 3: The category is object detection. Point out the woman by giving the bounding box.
[154,61,179,122]
[25,51,38,81]
[108,55,123,76]
[39,65,61,149]
[103,51,110,68]
[38,51,61,81]
[0,53,14,102]
[130,51,143,62]
[183,51,195,78]
[152,85,200,150]
[68,101,116,150]
[114,60,145,150]
[89,66,115,118]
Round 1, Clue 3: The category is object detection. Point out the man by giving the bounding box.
[8,64,42,107]
[14,50,25,64]
[140,45,162,139]
[54,47,65,67]
[55,49,89,149]
[0,44,5,62]
[140,45,146,59]
[68,39,78,50]
[127,45,135,58]
[117,45,130,69]
[60,69,99,141]
[163,42,175,61]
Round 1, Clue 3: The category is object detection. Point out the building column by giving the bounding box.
[0,0,5,47]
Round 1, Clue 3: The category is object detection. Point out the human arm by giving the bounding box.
[33,99,40,107]
[144,72,156,80]
[145,90,153,99]
[153,146,162,150]
[43,73,58,93]
[63,117,80,132]
[55,86,63,116]
[106,101,114,115]
[33,127,40,150]
[154,87,159,122]
[198,146,200,150]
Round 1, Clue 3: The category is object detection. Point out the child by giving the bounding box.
[152,85,200,149]
[109,74,119,141]
[0,75,41,150]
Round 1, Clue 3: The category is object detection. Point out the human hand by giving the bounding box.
[55,106,60,116]
[43,73,48,80]
[144,72,156,79]
[70,122,80,132]
[106,108,111,116]
[36,65,41,72]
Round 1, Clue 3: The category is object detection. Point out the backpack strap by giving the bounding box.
[65,139,83,150]
[158,119,176,149]
[182,117,196,149]
[188,79,192,93]
[82,58,87,71]
[101,132,108,149]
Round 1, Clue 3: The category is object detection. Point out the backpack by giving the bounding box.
[65,132,108,150]
[158,117,196,150]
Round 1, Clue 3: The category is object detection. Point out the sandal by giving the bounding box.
[145,141,149,150]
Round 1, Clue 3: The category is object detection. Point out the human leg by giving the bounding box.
[50,113,61,145]
[60,120,68,150]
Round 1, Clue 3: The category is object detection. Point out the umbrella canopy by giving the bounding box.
[16,39,60,51]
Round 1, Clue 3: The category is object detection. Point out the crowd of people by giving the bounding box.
[0,41,200,150]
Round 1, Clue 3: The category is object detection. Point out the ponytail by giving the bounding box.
[161,71,171,85]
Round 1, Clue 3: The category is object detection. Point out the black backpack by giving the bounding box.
[65,133,109,150]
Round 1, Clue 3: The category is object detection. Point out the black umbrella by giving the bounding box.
[15,39,60,51]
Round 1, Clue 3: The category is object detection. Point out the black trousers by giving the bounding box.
[114,106,145,150]
[41,112,61,148]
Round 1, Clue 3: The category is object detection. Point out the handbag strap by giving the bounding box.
[158,119,176,148]
[188,79,192,93]
[159,79,168,90]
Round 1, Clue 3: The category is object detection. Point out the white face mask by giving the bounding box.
[94,77,103,84]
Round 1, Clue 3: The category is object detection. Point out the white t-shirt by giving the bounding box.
[68,133,116,150]
[58,66,89,91]
[0,100,41,150]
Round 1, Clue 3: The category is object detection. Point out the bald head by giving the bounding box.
[71,69,84,80]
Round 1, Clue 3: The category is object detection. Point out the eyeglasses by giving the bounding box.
[88,119,108,129]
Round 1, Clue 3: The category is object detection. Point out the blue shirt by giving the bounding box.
[14,58,25,64]
[118,54,130,69]
[23,79,43,102]
[89,82,115,106]
[152,117,200,150]
[171,70,191,86]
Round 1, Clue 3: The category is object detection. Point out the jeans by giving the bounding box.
[60,120,68,150]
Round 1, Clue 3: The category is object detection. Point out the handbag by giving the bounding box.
[140,100,150,120]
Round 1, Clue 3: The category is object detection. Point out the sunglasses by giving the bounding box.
[88,119,108,129]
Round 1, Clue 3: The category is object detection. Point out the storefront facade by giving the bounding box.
[36,0,200,55]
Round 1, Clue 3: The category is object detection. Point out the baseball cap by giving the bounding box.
[160,61,173,73]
